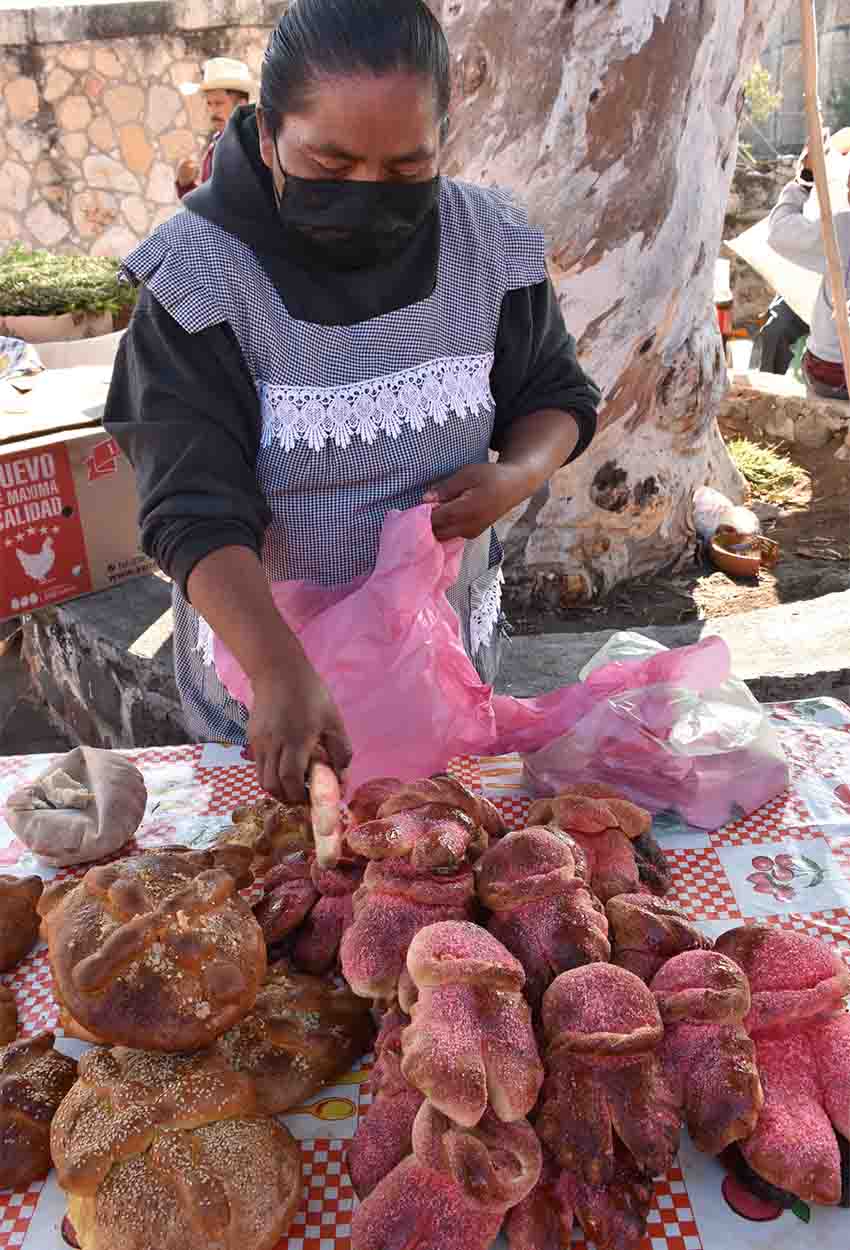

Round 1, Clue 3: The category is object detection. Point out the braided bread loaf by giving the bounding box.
[38,847,264,1051]
[0,1031,76,1190]
[0,874,42,972]
[212,960,373,1115]
[52,1047,301,1250]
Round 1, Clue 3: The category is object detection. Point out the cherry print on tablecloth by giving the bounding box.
[716,837,849,918]
[747,852,826,904]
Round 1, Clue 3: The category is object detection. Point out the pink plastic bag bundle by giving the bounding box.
[521,630,790,829]
[213,507,788,825]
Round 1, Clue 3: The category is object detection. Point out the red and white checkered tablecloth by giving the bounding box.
[2,697,850,1250]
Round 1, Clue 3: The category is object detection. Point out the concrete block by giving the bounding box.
[499,589,850,704]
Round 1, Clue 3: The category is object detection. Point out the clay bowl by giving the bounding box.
[710,532,780,579]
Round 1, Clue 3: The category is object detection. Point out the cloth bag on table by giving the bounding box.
[212,506,788,822]
[4,747,147,867]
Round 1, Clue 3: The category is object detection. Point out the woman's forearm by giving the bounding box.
[498,408,580,494]
[187,545,352,797]
[186,545,307,683]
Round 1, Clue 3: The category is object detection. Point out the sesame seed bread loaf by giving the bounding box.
[212,960,374,1115]
[52,1047,301,1250]
[0,1032,77,1190]
[38,847,264,1052]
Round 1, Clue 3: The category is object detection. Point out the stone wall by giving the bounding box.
[0,0,285,255]
[744,0,850,158]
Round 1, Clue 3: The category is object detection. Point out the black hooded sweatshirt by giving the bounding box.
[104,107,601,599]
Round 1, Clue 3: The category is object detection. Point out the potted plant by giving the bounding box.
[0,245,137,344]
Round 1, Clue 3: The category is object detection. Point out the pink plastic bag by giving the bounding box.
[213,506,788,825]
[522,632,790,829]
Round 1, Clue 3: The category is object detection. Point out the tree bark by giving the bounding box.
[435,0,776,606]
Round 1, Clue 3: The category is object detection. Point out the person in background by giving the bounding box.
[175,58,253,199]
[751,294,809,376]
[767,137,850,400]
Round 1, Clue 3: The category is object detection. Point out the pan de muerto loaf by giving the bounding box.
[606,893,712,983]
[52,1047,301,1250]
[476,827,610,1010]
[538,963,680,1184]
[651,949,763,1156]
[400,921,543,1127]
[352,1102,541,1250]
[528,786,655,902]
[0,1031,76,1190]
[38,846,264,1051]
[212,960,374,1115]
[0,874,42,972]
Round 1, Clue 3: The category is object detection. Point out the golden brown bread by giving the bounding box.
[0,985,17,1045]
[0,1031,77,1190]
[38,847,265,1051]
[217,797,312,869]
[212,961,374,1115]
[0,874,42,972]
[52,1047,301,1250]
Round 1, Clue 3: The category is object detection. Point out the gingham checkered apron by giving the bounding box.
[125,178,547,743]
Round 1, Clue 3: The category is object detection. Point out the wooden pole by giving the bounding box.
[799,0,850,456]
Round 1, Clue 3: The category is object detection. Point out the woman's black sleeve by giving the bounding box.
[490,276,601,462]
[104,286,270,599]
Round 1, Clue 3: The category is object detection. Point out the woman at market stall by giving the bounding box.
[105,0,600,802]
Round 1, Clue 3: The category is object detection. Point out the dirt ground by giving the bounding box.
[505,418,850,636]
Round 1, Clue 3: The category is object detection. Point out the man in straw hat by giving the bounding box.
[175,57,253,199]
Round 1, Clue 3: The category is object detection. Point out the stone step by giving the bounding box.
[500,587,850,703]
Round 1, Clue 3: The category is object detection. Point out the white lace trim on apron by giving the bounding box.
[259,353,494,452]
[469,567,504,657]
[197,616,215,667]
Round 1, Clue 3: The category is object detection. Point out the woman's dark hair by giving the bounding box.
[261,0,450,133]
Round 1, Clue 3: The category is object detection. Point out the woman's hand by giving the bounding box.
[426,409,581,542]
[249,656,352,802]
[186,546,352,802]
[425,463,533,541]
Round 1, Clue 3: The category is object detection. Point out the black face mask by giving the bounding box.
[273,156,439,271]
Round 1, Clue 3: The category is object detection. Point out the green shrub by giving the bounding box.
[0,245,137,318]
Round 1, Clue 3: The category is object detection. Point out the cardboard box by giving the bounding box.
[0,361,155,624]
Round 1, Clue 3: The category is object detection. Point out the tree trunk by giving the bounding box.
[435,0,776,606]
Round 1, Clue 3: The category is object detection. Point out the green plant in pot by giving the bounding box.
[0,245,137,344]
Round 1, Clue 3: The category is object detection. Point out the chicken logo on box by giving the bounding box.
[0,444,91,615]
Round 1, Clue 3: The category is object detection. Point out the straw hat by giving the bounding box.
[180,58,253,97]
